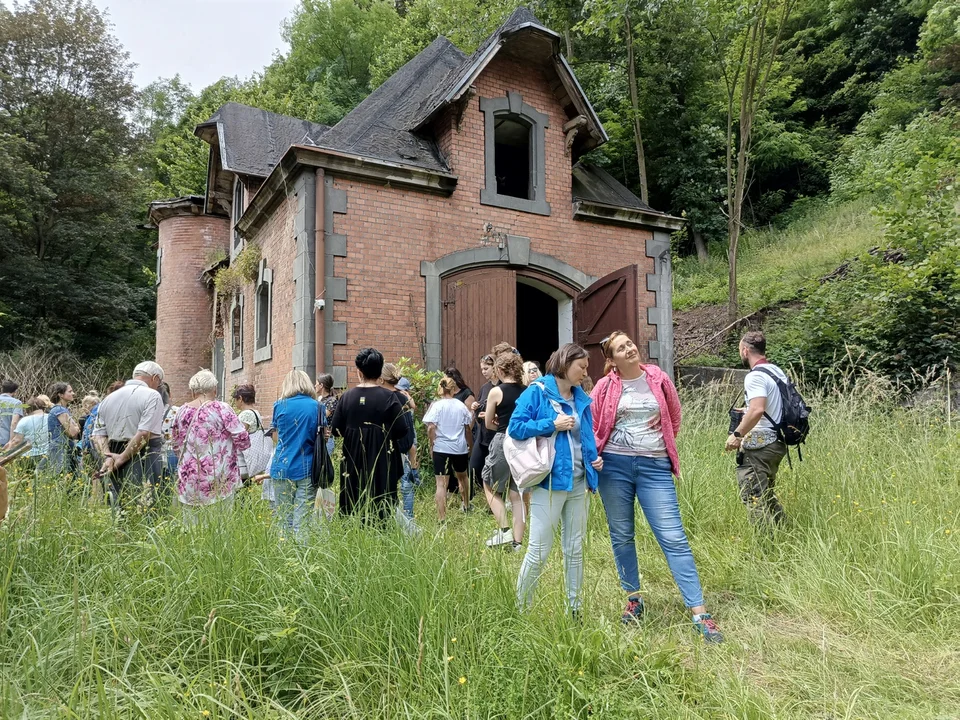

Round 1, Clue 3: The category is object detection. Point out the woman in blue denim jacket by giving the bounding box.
[508,344,603,616]
[270,370,320,535]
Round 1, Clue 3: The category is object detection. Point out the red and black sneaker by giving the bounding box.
[621,596,645,625]
[692,613,724,643]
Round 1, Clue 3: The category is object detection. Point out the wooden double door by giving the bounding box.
[441,264,640,393]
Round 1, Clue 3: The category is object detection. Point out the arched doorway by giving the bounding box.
[439,267,578,393]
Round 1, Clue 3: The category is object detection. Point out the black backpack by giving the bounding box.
[755,366,812,457]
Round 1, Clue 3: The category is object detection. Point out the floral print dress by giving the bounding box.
[172,401,250,506]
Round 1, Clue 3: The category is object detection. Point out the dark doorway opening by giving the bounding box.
[516,282,558,372]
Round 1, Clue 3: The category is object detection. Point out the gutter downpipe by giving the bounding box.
[314,168,325,377]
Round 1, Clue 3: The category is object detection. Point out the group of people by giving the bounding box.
[0,329,801,644]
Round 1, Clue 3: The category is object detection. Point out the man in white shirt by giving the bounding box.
[725,331,787,527]
[93,361,165,509]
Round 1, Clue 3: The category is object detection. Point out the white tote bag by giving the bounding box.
[239,411,273,479]
[503,383,562,489]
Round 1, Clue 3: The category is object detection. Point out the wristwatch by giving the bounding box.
[732,431,743,438]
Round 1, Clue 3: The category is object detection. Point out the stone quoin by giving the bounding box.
[149,7,682,416]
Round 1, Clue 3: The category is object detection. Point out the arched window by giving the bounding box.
[494,115,533,200]
[480,91,551,216]
[229,293,244,371]
[232,176,245,258]
[254,259,273,363]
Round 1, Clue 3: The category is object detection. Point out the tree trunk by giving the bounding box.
[693,228,709,262]
[564,28,574,59]
[624,13,649,205]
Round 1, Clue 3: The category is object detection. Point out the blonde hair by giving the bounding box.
[280,369,317,400]
[522,361,542,387]
[81,394,101,412]
[36,394,53,410]
[381,363,401,386]
[188,369,218,395]
[437,376,458,397]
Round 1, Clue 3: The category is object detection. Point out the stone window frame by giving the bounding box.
[155,246,162,286]
[229,293,244,372]
[231,176,245,260]
[479,91,551,217]
[254,258,273,363]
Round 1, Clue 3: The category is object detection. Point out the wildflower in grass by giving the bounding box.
[578,670,584,676]
[458,676,466,684]
[945,530,951,535]
[446,656,454,661]
[451,637,456,643]
[202,712,210,718]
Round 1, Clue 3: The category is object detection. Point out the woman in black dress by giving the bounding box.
[331,349,407,522]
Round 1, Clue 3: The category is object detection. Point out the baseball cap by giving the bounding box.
[397,377,412,391]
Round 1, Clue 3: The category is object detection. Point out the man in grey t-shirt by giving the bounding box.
[725,331,787,527]
[93,361,165,509]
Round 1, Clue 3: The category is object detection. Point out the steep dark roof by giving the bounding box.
[195,102,330,178]
[409,7,550,129]
[316,37,465,173]
[572,163,656,213]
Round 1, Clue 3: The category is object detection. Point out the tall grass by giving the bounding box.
[674,199,879,312]
[1,386,957,719]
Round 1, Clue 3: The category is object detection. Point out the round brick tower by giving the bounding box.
[149,197,230,404]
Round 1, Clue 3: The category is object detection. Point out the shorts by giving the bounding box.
[481,433,518,495]
[433,451,468,475]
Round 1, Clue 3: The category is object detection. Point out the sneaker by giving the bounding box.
[511,541,523,553]
[621,596,645,625]
[486,528,513,547]
[460,503,474,513]
[692,613,724,644]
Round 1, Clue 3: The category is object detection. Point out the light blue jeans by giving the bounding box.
[597,453,704,608]
[271,476,316,537]
[516,478,589,612]
[399,453,420,520]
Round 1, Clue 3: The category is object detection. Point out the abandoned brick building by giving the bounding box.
[149,8,681,410]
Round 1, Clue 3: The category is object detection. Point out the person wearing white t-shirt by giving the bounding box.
[424,377,474,520]
[725,331,787,527]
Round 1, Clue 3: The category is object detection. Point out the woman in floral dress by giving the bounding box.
[172,370,249,522]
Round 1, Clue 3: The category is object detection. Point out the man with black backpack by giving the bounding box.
[725,331,807,528]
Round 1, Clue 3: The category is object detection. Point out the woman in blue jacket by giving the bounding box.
[508,343,603,615]
[270,370,320,536]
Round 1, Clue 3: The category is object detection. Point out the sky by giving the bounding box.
[89,0,301,91]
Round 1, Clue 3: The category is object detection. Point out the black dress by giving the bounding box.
[331,386,406,521]
[468,380,497,487]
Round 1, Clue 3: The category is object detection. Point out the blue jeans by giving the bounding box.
[271,476,316,537]
[597,453,704,608]
[399,453,420,520]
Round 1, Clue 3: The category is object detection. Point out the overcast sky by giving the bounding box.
[90,0,301,91]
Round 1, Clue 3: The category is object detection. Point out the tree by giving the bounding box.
[0,0,155,354]
[706,0,797,322]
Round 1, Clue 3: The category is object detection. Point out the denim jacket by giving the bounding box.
[507,375,599,492]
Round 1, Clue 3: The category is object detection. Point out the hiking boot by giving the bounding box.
[486,528,513,547]
[692,613,724,644]
[460,503,474,513]
[621,596,645,625]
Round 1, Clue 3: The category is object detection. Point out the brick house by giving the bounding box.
[149,8,681,410]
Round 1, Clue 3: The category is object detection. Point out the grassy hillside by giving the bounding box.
[2,386,957,718]
[674,199,877,315]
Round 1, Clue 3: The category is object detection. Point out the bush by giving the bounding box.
[777,116,960,386]
[395,357,444,475]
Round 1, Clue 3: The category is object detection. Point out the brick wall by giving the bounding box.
[155,214,229,404]
[226,193,297,425]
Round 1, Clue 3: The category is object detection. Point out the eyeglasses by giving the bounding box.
[511,347,520,355]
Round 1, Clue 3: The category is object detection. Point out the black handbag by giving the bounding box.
[311,408,335,490]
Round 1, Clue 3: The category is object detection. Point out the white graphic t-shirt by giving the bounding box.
[604,375,667,457]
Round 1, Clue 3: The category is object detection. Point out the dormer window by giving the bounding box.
[494,116,533,199]
[232,177,244,258]
[480,91,551,216]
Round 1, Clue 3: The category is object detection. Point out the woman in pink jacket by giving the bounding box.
[591,331,723,643]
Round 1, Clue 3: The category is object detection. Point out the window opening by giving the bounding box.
[494,115,532,200]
